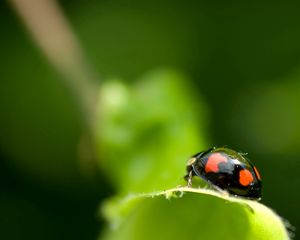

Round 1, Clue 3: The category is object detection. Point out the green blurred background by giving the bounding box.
[1,0,300,239]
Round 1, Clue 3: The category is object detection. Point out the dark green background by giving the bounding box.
[1,0,299,239]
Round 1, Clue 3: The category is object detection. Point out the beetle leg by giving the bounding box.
[187,170,193,187]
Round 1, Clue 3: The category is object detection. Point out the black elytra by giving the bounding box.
[185,147,262,200]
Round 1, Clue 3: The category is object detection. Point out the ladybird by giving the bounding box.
[185,147,262,200]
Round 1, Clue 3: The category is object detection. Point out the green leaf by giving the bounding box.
[96,70,208,193]
[100,187,290,240]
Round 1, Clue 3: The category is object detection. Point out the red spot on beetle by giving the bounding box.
[205,153,227,173]
[239,169,254,186]
[253,166,261,180]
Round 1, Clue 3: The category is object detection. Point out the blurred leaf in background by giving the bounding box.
[97,70,208,193]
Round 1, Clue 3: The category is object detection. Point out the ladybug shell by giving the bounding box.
[190,147,262,199]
